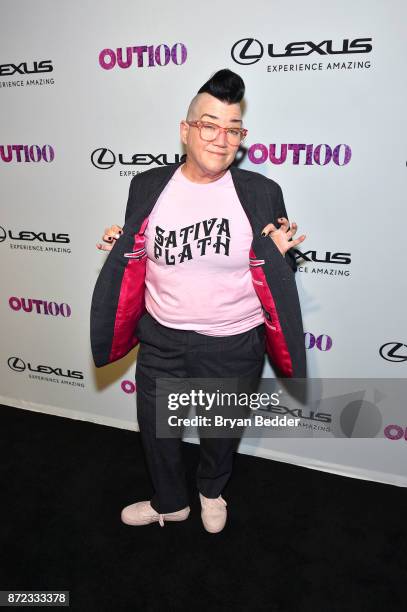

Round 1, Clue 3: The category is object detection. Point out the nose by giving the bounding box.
[213,128,228,147]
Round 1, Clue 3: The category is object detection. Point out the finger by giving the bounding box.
[102,235,116,243]
[277,217,290,231]
[110,226,123,238]
[290,222,298,237]
[285,223,298,240]
[261,223,277,236]
[107,228,122,239]
[286,235,306,248]
[103,225,122,240]
[96,242,113,251]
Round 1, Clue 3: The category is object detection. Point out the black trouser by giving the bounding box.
[135,311,265,514]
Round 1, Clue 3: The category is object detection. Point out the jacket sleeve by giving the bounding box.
[275,184,298,274]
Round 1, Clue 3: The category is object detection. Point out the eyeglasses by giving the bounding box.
[186,120,248,146]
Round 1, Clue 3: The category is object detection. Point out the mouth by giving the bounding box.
[207,150,228,156]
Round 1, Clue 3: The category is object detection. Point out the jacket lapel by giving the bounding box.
[230,165,266,237]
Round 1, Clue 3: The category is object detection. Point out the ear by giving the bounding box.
[180,120,189,146]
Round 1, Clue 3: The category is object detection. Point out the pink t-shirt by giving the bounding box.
[144,165,263,336]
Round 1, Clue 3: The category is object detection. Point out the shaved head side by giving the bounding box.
[186,94,201,121]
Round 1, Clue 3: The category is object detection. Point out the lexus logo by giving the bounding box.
[0,226,6,242]
[379,342,407,363]
[91,148,116,170]
[8,356,26,372]
[231,38,264,65]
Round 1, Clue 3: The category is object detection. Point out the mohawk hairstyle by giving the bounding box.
[197,69,245,104]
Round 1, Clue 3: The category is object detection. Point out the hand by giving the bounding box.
[96,224,123,251]
[261,217,306,256]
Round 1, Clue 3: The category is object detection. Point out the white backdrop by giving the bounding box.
[1,0,406,486]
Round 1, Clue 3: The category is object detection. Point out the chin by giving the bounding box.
[202,156,230,173]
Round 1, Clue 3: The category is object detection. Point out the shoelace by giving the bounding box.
[139,505,166,527]
[151,506,186,527]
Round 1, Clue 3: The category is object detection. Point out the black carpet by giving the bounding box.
[1,403,406,612]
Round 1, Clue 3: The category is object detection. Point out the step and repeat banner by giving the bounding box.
[1,1,406,485]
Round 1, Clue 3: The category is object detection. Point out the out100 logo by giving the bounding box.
[304,333,332,351]
[384,425,407,441]
[99,43,187,70]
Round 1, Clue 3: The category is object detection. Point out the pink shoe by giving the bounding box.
[199,493,227,533]
[121,501,190,527]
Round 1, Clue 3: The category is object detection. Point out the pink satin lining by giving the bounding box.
[109,217,149,362]
[249,247,293,377]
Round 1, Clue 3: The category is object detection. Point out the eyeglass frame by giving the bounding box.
[185,120,248,145]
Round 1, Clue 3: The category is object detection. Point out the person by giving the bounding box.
[90,69,306,534]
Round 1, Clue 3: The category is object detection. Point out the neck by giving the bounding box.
[181,160,228,184]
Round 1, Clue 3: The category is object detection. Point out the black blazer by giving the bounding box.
[90,161,306,377]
